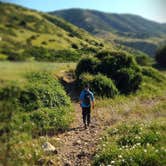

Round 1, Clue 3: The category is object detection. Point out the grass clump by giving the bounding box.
[93,121,166,166]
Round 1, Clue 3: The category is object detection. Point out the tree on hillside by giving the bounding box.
[155,45,166,67]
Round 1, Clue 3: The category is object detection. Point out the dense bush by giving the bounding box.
[30,107,71,134]
[76,51,143,94]
[7,51,27,61]
[97,51,139,77]
[155,45,166,67]
[19,72,71,112]
[78,73,118,97]
[114,68,143,94]
[93,122,166,166]
[75,56,100,78]
[0,72,73,131]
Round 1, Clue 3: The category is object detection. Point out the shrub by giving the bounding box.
[76,51,144,94]
[75,56,100,78]
[0,53,8,61]
[97,51,139,77]
[30,107,72,134]
[0,72,73,130]
[23,47,81,62]
[155,45,166,67]
[20,72,71,111]
[114,68,143,94]
[71,43,79,49]
[79,73,118,97]
[7,51,27,61]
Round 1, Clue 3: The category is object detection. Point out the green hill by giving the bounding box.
[52,9,166,56]
[53,8,166,38]
[0,3,105,61]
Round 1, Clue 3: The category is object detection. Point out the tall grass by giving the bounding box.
[0,61,76,82]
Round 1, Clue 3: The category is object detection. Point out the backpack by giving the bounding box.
[83,90,91,106]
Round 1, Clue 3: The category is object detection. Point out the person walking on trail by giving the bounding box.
[79,84,94,129]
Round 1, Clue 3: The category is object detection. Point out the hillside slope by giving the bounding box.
[52,9,166,56]
[53,8,166,38]
[0,3,105,61]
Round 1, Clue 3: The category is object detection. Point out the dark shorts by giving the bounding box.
[82,107,91,125]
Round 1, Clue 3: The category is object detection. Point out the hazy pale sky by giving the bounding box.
[1,0,166,23]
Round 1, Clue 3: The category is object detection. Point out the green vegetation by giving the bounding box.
[0,2,104,62]
[135,54,153,66]
[75,56,99,78]
[54,9,166,38]
[155,45,166,67]
[78,73,118,97]
[0,61,76,81]
[92,64,166,166]
[53,9,166,56]
[76,51,143,94]
[0,71,73,165]
[93,121,166,166]
[0,2,166,165]
[23,46,81,62]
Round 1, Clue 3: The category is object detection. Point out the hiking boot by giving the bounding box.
[84,124,87,129]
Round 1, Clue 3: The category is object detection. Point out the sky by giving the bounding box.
[1,0,166,23]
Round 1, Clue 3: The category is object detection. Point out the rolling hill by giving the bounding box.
[53,9,166,38]
[52,9,166,56]
[0,3,105,61]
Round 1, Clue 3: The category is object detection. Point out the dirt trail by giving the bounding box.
[55,103,106,166]
[53,71,108,166]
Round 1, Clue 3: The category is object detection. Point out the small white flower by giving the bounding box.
[144,149,147,153]
[118,155,122,158]
[111,160,115,164]
[147,143,150,146]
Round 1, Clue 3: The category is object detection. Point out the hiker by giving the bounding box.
[79,84,94,129]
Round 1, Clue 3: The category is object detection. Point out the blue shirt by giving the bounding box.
[79,89,94,108]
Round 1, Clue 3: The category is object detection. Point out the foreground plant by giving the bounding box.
[93,121,166,166]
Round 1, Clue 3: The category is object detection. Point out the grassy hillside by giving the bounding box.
[0,60,166,165]
[53,9,166,56]
[0,3,105,61]
[53,9,166,37]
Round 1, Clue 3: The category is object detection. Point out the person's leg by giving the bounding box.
[82,107,87,128]
[87,107,91,126]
